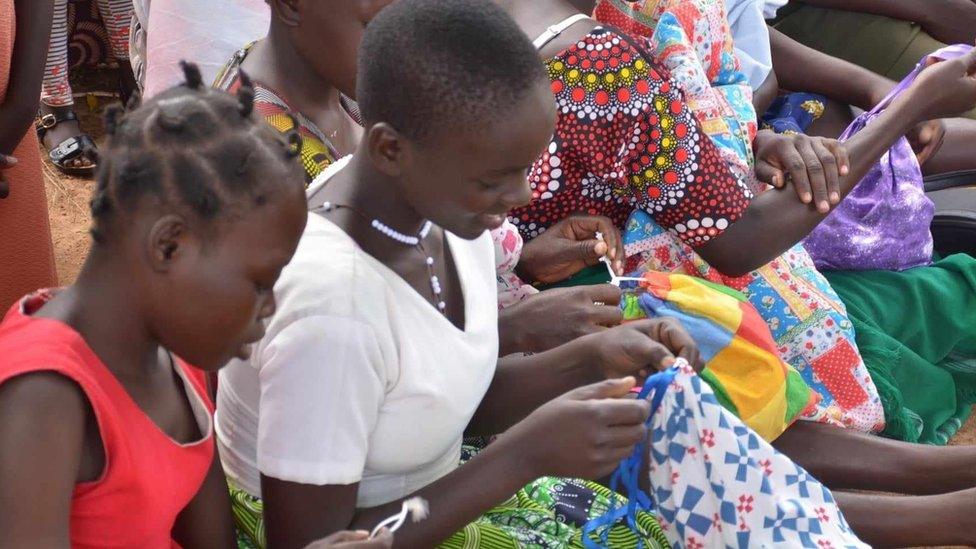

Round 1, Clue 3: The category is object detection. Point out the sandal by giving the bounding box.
[36,110,98,177]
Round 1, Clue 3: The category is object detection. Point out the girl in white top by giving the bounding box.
[215,1,702,547]
[215,1,871,548]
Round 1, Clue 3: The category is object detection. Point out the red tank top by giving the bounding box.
[0,291,215,548]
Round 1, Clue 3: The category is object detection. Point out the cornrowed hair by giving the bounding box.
[90,61,304,245]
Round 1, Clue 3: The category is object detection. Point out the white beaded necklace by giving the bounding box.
[321,202,447,314]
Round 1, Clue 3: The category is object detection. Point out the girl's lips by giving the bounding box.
[480,213,507,229]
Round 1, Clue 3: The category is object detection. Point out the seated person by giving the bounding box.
[772,0,976,116]
[211,0,633,356]
[722,0,976,446]
[0,64,386,548]
[491,1,976,546]
[213,1,867,548]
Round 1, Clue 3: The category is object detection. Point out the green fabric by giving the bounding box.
[823,254,976,444]
[534,264,612,291]
[772,2,976,120]
[229,475,669,549]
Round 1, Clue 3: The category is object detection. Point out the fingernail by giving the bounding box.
[801,193,812,203]
[830,192,840,203]
[840,166,849,175]
[819,201,829,212]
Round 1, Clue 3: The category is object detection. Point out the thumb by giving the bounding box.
[558,238,605,265]
[567,377,637,400]
[755,160,785,188]
[0,155,17,168]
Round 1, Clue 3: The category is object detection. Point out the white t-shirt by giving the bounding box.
[215,161,499,507]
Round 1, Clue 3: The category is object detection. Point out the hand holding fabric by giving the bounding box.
[908,45,976,121]
[498,285,623,355]
[584,318,703,381]
[501,377,650,480]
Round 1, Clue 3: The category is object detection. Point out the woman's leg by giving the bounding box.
[96,0,137,102]
[775,421,976,495]
[836,488,976,548]
[925,117,976,175]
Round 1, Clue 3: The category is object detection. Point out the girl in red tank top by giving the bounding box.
[0,63,314,548]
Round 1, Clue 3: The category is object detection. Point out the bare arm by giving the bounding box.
[753,70,780,115]
[794,0,976,45]
[769,27,892,111]
[793,0,926,21]
[171,452,237,549]
[262,436,532,549]
[0,373,86,548]
[0,0,54,155]
[472,318,697,436]
[696,48,976,277]
[263,376,651,549]
[698,96,922,276]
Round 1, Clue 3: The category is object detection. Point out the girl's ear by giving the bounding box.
[271,0,301,26]
[365,122,405,178]
[146,215,191,272]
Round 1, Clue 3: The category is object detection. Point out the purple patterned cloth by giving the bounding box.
[803,45,973,272]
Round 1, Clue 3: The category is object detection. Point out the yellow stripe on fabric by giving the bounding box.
[708,338,789,441]
[664,274,743,333]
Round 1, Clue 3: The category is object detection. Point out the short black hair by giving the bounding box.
[90,62,304,244]
[356,0,547,142]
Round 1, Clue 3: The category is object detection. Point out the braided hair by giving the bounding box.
[90,61,304,244]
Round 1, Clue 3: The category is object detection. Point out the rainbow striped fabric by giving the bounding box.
[622,271,818,441]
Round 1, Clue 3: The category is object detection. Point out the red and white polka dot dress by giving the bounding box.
[509,28,752,248]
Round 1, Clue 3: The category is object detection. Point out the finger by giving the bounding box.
[795,138,830,213]
[646,318,700,369]
[593,218,626,274]
[600,423,650,448]
[811,139,841,206]
[823,139,850,184]
[624,336,675,372]
[755,160,785,188]
[0,154,17,168]
[593,400,652,428]
[573,238,606,267]
[591,305,624,327]
[568,377,637,400]
[585,284,623,306]
[781,145,813,205]
[322,530,371,543]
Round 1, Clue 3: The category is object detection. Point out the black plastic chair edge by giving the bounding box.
[923,170,976,192]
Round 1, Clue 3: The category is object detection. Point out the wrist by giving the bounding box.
[497,307,528,356]
[561,333,604,382]
[513,251,539,283]
[489,429,546,483]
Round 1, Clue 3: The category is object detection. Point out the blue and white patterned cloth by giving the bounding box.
[647,361,869,548]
